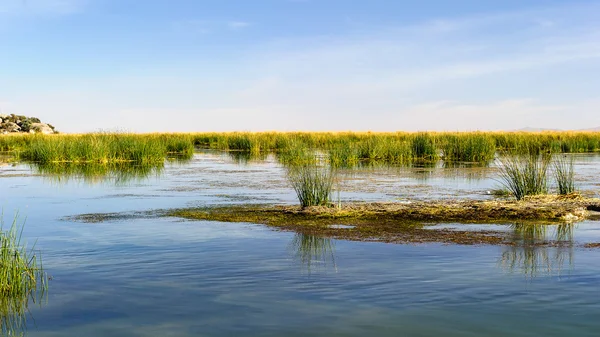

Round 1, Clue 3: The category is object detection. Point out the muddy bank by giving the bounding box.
[165,194,600,245]
[171,194,600,224]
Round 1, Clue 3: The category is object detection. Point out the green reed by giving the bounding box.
[0,216,47,335]
[552,155,576,195]
[411,133,438,161]
[440,133,496,162]
[3,131,600,167]
[12,133,194,164]
[277,141,317,166]
[287,163,336,207]
[497,154,551,200]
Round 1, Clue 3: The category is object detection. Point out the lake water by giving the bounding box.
[1,152,600,336]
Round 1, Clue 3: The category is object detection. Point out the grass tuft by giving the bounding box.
[553,155,576,195]
[0,215,47,335]
[497,154,551,200]
[287,163,336,208]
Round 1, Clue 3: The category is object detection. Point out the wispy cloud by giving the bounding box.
[4,2,600,132]
[227,21,251,30]
[172,19,251,35]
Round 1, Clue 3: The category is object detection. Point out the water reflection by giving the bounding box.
[32,162,164,184]
[226,151,268,165]
[0,260,47,336]
[0,293,44,336]
[500,224,575,278]
[289,233,337,274]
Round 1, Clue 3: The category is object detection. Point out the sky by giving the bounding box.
[1,0,599,132]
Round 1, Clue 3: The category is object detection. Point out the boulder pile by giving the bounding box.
[0,114,57,134]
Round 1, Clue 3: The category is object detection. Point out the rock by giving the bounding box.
[0,118,3,124]
[5,122,21,132]
[0,114,7,119]
[30,123,54,134]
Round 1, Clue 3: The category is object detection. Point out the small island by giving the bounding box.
[0,113,56,134]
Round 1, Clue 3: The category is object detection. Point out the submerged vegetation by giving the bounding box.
[165,194,600,242]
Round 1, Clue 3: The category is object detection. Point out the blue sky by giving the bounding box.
[1,0,599,132]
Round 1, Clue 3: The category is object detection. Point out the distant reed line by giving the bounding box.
[1,131,599,164]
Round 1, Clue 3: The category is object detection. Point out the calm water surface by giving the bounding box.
[1,152,600,336]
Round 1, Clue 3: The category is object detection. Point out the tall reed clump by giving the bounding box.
[0,218,47,298]
[287,163,336,208]
[553,155,575,195]
[411,133,438,161]
[440,133,496,162]
[497,154,551,200]
[277,140,317,166]
[0,216,47,336]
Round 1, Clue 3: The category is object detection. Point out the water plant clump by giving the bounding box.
[0,218,47,297]
[553,155,576,195]
[497,154,551,200]
[411,133,438,161]
[287,163,336,208]
[440,133,496,162]
[0,216,47,335]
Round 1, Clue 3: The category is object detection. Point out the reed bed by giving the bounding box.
[439,133,496,162]
[2,133,193,164]
[2,131,600,166]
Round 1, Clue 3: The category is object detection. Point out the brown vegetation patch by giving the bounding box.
[168,195,600,245]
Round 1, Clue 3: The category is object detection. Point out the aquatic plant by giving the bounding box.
[497,154,550,200]
[277,141,317,166]
[440,133,496,162]
[4,131,600,167]
[11,133,194,164]
[0,216,47,335]
[287,163,336,207]
[411,133,438,161]
[552,155,576,195]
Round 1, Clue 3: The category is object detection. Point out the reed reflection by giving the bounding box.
[500,223,575,278]
[32,162,165,185]
[289,233,337,274]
